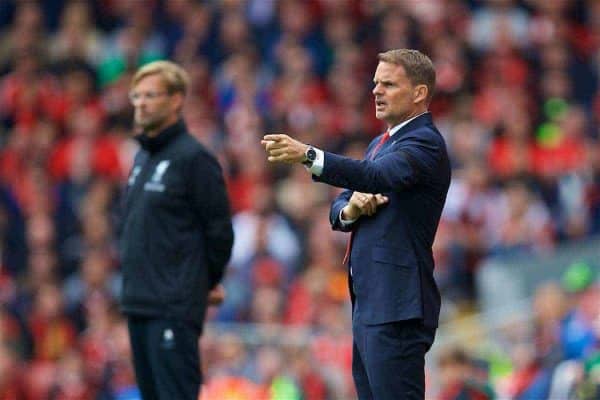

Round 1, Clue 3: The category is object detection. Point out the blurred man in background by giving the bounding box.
[120,60,234,399]
[437,346,495,400]
[263,49,450,399]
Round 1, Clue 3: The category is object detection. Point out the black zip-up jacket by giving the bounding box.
[119,119,234,330]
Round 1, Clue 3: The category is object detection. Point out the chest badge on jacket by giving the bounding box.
[144,160,171,192]
[128,165,142,186]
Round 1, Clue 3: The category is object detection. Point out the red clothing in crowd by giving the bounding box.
[532,136,587,176]
[48,134,122,182]
[28,316,77,362]
[0,73,65,129]
[488,137,536,178]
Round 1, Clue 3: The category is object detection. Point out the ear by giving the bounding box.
[413,84,429,104]
[171,92,185,113]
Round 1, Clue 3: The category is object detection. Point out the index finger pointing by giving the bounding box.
[375,194,389,204]
[263,134,285,142]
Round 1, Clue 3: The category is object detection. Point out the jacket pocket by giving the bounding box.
[372,245,417,266]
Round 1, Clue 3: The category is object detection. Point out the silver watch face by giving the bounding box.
[307,148,316,161]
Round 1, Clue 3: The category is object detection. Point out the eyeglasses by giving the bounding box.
[128,91,170,104]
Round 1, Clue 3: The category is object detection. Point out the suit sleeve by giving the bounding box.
[314,130,443,193]
[330,189,355,232]
[190,151,234,289]
[326,137,380,232]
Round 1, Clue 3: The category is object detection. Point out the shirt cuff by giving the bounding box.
[339,208,358,226]
[306,148,324,176]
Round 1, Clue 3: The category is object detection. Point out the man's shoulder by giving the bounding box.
[133,148,148,160]
[173,132,214,159]
[398,123,445,144]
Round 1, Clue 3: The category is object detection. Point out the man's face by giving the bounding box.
[130,74,180,133]
[372,61,419,127]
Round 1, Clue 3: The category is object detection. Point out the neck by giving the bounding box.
[144,115,180,138]
[387,108,428,130]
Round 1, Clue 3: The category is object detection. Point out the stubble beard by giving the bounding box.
[135,112,166,133]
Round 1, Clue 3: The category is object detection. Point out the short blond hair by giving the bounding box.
[131,60,190,95]
[378,49,436,103]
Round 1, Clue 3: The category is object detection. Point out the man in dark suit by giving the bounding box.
[262,49,450,399]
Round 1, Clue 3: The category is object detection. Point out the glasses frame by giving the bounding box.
[128,90,171,104]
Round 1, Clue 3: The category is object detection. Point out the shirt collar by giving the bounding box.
[388,111,429,137]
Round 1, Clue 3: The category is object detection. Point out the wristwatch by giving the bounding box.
[302,146,317,167]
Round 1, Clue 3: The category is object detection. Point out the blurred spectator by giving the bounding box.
[49,106,121,184]
[488,109,535,180]
[491,179,554,253]
[93,319,139,399]
[437,346,495,400]
[559,261,599,360]
[230,181,301,276]
[468,0,530,52]
[63,248,120,330]
[578,351,600,399]
[97,2,166,86]
[532,282,568,368]
[28,282,76,362]
[48,1,103,66]
[48,349,95,399]
[0,342,26,399]
[0,2,47,70]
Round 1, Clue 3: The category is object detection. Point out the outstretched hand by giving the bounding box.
[261,134,309,164]
[343,192,389,220]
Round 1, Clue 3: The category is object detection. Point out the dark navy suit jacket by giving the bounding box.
[314,113,450,328]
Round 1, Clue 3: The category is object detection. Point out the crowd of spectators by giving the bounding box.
[436,261,600,399]
[0,0,599,398]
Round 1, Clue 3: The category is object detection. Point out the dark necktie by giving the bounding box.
[343,130,390,265]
